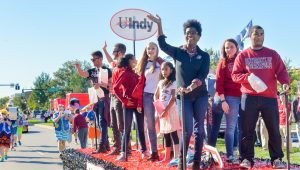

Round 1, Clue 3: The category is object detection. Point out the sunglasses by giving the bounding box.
[112,50,119,54]
[185,31,198,35]
[91,58,100,62]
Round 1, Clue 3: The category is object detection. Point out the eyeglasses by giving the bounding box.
[91,58,100,62]
[185,31,198,35]
[112,50,119,54]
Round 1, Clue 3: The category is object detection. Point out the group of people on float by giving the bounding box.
[69,14,290,170]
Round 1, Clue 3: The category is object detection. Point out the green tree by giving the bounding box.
[205,48,220,71]
[281,58,300,98]
[51,60,91,98]
[0,96,9,109]
[12,94,27,111]
[30,72,52,110]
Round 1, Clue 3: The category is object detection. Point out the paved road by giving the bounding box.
[0,125,77,170]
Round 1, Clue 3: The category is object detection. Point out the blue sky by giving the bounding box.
[1,1,299,98]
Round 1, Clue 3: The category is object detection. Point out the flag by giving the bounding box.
[235,20,253,50]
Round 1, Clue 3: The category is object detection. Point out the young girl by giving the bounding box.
[154,62,181,163]
[0,109,12,162]
[135,42,164,161]
[113,54,148,161]
[53,104,72,152]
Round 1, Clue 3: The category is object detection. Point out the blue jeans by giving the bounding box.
[95,100,108,145]
[121,108,146,153]
[208,96,240,157]
[143,92,158,152]
[177,95,208,161]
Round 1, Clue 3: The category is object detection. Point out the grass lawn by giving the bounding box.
[215,138,300,164]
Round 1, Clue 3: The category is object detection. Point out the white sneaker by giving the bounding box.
[115,152,126,162]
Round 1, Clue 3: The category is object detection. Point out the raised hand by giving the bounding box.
[102,41,107,50]
[147,14,161,25]
[147,14,163,36]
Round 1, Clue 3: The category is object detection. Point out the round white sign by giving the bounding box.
[110,9,158,41]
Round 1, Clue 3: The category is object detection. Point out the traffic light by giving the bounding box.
[15,84,20,90]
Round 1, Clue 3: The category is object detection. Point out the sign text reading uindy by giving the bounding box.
[110,9,158,41]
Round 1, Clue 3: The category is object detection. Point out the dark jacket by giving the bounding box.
[292,97,300,123]
[158,35,210,99]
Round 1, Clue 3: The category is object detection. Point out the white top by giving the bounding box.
[144,61,161,94]
[157,80,181,133]
[158,80,176,106]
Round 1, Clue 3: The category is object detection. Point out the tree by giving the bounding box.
[205,48,220,71]
[30,72,52,110]
[51,60,91,98]
[0,96,9,109]
[12,94,27,111]
[281,58,300,99]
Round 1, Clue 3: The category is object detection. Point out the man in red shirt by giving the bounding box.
[278,93,292,151]
[232,25,290,169]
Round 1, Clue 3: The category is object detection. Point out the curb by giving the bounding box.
[34,124,54,130]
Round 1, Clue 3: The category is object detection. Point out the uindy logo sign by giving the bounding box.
[110,9,158,41]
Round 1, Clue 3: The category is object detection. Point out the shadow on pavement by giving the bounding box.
[12,160,62,165]
[26,130,40,134]
[17,149,59,154]
[9,156,57,159]
[25,145,56,148]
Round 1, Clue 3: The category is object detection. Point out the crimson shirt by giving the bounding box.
[216,57,241,97]
[113,68,142,108]
[232,47,290,98]
[72,114,88,132]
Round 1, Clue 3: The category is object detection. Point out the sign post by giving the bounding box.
[110,8,157,159]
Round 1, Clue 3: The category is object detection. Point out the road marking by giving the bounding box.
[37,151,45,156]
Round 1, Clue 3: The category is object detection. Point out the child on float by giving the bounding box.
[154,62,181,163]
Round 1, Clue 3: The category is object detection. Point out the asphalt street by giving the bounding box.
[0,125,77,170]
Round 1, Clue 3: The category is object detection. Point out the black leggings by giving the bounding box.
[164,131,179,147]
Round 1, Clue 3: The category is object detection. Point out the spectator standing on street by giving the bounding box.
[17,112,26,146]
[292,87,300,146]
[0,109,12,162]
[72,109,88,149]
[232,25,290,169]
[278,93,292,150]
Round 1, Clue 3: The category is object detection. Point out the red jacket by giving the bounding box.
[216,57,241,97]
[113,68,142,108]
[111,67,125,94]
[232,47,290,98]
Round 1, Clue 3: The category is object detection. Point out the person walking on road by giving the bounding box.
[0,109,12,162]
[53,104,72,152]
